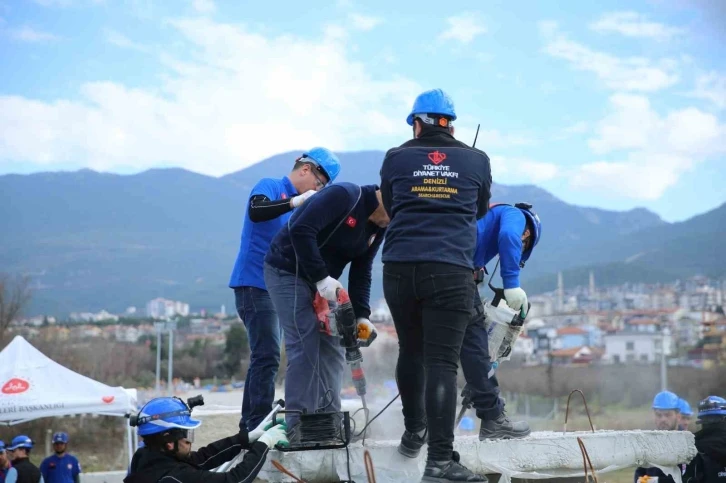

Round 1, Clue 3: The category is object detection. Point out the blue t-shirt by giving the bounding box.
[473,205,527,289]
[228,176,299,290]
[40,454,80,483]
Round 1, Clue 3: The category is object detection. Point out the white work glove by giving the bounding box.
[248,416,285,442]
[316,276,343,302]
[290,189,317,208]
[257,423,289,449]
[356,318,377,347]
[504,287,528,317]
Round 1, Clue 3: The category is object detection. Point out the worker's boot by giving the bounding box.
[421,452,487,483]
[398,427,428,458]
[479,411,530,440]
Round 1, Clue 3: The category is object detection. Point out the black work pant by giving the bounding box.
[383,261,476,462]
[461,293,504,420]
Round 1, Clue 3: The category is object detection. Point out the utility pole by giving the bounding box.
[660,327,670,391]
[154,322,165,396]
[167,319,178,396]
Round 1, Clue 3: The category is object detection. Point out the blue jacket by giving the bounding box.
[0,466,18,483]
[265,183,385,319]
[474,205,528,289]
[380,130,492,270]
[228,176,299,289]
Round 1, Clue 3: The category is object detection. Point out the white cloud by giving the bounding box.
[490,156,559,183]
[542,25,679,92]
[104,29,148,52]
[192,0,215,14]
[589,11,684,40]
[688,72,726,109]
[8,26,60,42]
[439,14,486,44]
[455,126,535,149]
[571,93,726,199]
[0,17,421,176]
[349,13,382,31]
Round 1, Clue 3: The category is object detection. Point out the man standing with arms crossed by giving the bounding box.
[380,88,492,483]
[228,148,341,432]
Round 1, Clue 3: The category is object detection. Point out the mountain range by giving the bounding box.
[1,150,724,317]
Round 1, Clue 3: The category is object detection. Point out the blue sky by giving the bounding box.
[0,0,724,222]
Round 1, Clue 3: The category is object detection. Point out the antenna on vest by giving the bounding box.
[472,124,480,148]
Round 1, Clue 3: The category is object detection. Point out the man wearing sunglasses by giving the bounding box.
[125,396,288,483]
[458,203,541,442]
[228,147,341,435]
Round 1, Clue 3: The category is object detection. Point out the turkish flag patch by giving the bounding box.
[346,216,357,227]
[281,193,288,199]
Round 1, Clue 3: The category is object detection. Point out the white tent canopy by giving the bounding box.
[0,335,138,465]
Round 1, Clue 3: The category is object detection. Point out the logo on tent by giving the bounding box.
[2,378,29,394]
[102,396,115,403]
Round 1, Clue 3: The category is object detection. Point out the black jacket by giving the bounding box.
[380,129,492,270]
[684,422,726,483]
[124,433,268,483]
[265,183,386,319]
[12,458,42,483]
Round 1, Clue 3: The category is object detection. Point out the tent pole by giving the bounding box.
[126,418,133,467]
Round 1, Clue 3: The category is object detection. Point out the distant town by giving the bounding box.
[12,274,726,370]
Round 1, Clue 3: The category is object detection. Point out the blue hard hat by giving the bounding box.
[697,395,726,420]
[677,399,693,417]
[301,147,341,184]
[52,432,69,444]
[517,203,541,264]
[8,435,33,451]
[135,397,202,437]
[653,391,680,410]
[406,88,457,126]
[0,441,5,451]
[459,416,475,431]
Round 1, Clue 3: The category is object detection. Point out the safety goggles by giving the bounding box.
[297,155,330,187]
[178,429,194,443]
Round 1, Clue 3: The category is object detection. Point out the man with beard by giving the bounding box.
[0,441,18,483]
[124,396,288,483]
[652,390,681,430]
[634,391,683,483]
[683,396,726,483]
[40,433,80,483]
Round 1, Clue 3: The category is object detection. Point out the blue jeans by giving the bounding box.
[263,263,345,431]
[460,293,504,420]
[234,286,282,431]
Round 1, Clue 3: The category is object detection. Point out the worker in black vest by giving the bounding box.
[380,88,492,483]
[7,436,42,483]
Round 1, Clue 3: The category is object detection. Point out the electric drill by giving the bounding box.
[333,288,367,398]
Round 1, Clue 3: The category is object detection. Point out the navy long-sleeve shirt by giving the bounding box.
[380,130,492,270]
[265,183,385,319]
